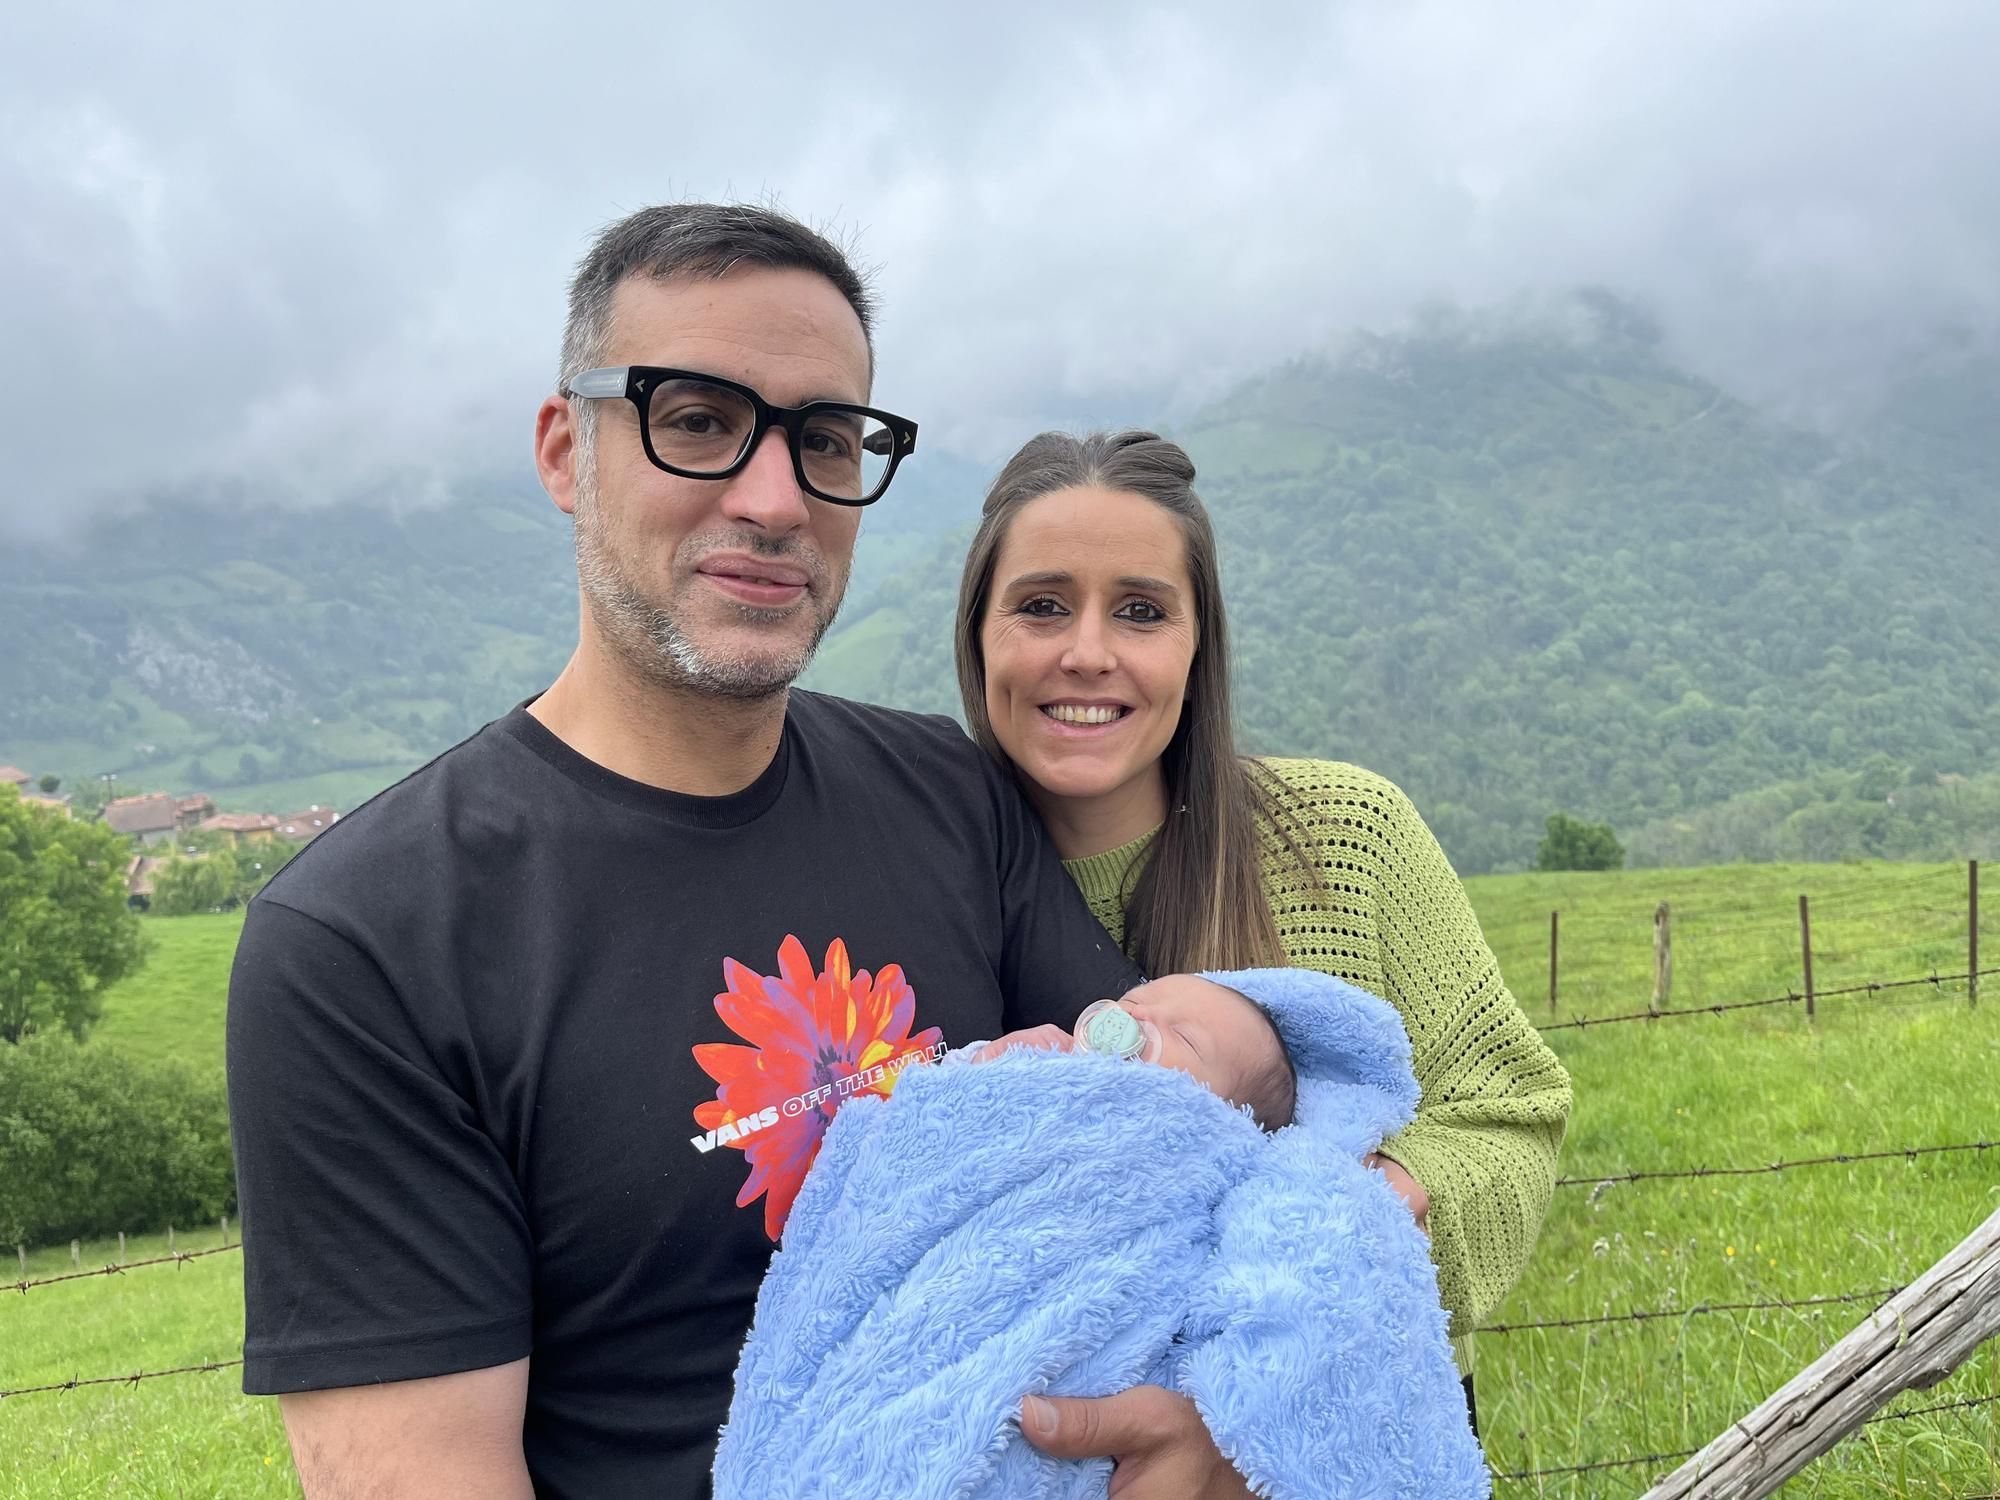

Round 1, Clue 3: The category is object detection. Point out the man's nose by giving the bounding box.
[718,426,811,535]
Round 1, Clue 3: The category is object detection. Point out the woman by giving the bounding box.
[955,429,1573,1422]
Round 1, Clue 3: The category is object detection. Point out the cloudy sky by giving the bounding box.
[4,0,1996,538]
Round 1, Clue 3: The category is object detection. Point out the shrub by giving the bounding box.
[0,1038,234,1249]
[150,853,239,917]
[1535,812,1626,872]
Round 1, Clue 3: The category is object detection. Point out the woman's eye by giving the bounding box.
[1017,596,1066,618]
[1117,599,1167,624]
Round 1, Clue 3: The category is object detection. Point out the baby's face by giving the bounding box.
[1105,977,1280,1117]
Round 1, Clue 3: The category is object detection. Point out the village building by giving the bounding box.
[198,812,283,846]
[275,806,342,844]
[103,793,182,845]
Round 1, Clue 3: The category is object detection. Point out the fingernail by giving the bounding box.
[1021,1395,1056,1436]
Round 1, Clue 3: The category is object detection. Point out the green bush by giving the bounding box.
[0,1037,234,1248]
[1535,811,1626,871]
[150,853,239,917]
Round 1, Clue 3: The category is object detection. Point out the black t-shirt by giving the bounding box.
[226,692,1139,1499]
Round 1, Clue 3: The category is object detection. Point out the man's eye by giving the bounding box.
[802,427,854,458]
[659,407,736,435]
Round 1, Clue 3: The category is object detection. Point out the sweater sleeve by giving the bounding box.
[1362,781,1572,1338]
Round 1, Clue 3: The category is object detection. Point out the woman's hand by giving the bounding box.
[1020,1387,1253,1499]
[1365,1151,1431,1233]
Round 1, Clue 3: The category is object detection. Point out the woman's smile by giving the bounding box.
[1040,700,1133,729]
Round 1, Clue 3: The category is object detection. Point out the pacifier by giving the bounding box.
[1073,999,1162,1063]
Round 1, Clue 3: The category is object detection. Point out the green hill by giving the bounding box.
[803,300,2000,871]
[0,493,577,808]
[0,452,989,817]
[5,298,1995,870]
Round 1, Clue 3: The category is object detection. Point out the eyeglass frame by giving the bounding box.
[559,365,919,507]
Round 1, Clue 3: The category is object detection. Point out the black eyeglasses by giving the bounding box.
[560,366,918,506]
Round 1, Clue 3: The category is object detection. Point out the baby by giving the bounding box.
[970,975,1298,1131]
[712,966,1488,1499]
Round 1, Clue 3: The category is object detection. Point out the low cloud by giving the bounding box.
[4,0,1996,537]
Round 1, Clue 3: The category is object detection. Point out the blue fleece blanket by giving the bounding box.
[712,970,1490,1499]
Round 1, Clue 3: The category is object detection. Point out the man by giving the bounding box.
[228,204,1262,1498]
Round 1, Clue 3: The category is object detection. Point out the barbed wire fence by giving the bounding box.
[1475,861,1999,1491]
[9,1243,242,1296]
[1509,857,1988,1026]
[4,865,1996,1492]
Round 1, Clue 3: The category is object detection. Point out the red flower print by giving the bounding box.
[693,934,942,1240]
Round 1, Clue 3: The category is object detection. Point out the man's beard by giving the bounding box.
[572,472,848,702]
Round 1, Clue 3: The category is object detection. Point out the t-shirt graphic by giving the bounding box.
[692,933,945,1240]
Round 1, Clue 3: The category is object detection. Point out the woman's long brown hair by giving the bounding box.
[955,430,1309,976]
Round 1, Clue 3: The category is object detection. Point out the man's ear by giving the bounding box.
[535,395,579,516]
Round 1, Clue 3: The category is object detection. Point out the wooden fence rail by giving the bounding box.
[1638,1203,2000,1499]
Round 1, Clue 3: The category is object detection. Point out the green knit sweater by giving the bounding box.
[1063,758,1572,1370]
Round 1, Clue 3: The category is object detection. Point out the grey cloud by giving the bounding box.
[3,0,1997,537]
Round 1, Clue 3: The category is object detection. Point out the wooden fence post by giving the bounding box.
[1639,1204,2000,1499]
[1548,910,1559,1015]
[15,1246,23,1280]
[1799,894,1816,1023]
[118,1231,126,1266]
[168,1225,176,1254]
[220,1215,230,1248]
[70,1239,80,1269]
[1652,901,1672,1014]
[1971,860,1980,1009]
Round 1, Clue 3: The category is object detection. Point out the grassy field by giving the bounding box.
[1472,861,1998,1497]
[0,1225,291,1499]
[88,911,244,1075]
[3,861,1994,1496]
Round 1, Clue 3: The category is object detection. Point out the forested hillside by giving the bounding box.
[0,453,986,812]
[0,494,576,806]
[5,299,1994,868]
[803,299,2000,871]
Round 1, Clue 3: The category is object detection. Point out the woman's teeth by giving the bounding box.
[1043,704,1126,725]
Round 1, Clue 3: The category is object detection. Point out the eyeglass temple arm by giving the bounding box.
[560,367,629,399]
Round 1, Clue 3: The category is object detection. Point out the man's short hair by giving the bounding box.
[559,203,876,388]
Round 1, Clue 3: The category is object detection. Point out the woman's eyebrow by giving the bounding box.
[1000,570,1179,595]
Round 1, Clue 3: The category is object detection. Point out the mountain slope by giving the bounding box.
[0,493,577,804]
[5,302,1993,867]
[0,448,992,811]
[803,302,2000,871]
